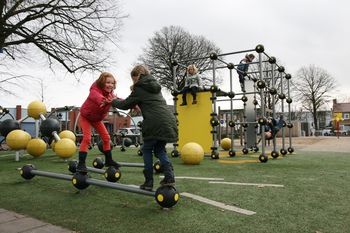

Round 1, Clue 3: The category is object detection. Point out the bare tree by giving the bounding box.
[0,0,127,73]
[137,25,221,91]
[0,68,33,96]
[292,65,336,130]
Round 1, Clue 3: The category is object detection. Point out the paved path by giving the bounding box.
[0,208,74,233]
[278,136,350,152]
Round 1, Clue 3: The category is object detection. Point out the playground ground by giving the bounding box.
[0,137,350,233]
[275,136,350,152]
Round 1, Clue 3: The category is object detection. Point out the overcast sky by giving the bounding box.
[1,0,349,111]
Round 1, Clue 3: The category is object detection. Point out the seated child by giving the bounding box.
[180,64,202,106]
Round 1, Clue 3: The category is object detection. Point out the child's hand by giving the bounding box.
[100,97,112,107]
[105,96,113,103]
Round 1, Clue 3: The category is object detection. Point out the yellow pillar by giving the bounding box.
[177,91,212,154]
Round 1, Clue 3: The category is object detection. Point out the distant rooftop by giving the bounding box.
[333,99,350,112]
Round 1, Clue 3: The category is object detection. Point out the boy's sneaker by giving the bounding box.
[160,177,175,186]
[192,100,197,104]
[76,162,87,173]
[140,181,153,191]
[180,102,187,106]
[105,160,121,170]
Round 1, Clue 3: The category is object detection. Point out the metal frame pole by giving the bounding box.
[280,73,286,154]
[271,63,277,153]
[211,58,219,156]
[27,169,155,196]
[172,64,179,154]
[287,78,293,151]
[258,53,266,157]
[229,69,235,152]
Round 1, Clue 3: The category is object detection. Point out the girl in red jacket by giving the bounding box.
[77,72,120,172]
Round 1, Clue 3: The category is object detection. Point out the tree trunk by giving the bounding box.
[313,109,318,130]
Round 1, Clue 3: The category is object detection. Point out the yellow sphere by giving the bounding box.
[58,130,76,142]
[220,138,231,150]
[55,138,76,158]
[181,142,204,165]
[51,140,56,152]
[27,101,47,119]
[6,129,31,150]
[24,131,32,142]
[26,138,47,157]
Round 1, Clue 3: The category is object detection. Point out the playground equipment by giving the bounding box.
[28,101,77,159]
[1,101,77,160]
[91,157,162,174]
[220,138,231,151]
[0,111,31,159]
[20,164,179,208]
[171,44,294,163]
[58,130,76,142]
[68,160,122,183]
[180,142,204,165]
[5,129,31,150]
[0,119,20,138]
[26,138,47,157]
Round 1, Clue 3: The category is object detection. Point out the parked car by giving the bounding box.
[334,130,348,136]
[115,127,141,145]
[322,129,334,136]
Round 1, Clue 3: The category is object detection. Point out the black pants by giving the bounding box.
[181,86,198,103]
[238,74,245,92]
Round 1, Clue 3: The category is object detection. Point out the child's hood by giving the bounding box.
[136,75,161,94]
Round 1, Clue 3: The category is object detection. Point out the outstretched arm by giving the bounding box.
[112,92,139,110]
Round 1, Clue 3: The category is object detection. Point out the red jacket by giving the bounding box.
[80,82,116,122]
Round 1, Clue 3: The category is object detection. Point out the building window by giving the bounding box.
[344,113,349,119]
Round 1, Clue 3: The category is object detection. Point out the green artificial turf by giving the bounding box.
[0,147,349,233]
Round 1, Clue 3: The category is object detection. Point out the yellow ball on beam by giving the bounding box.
[180,142,204,165]
[26,138,47,157]
[6,129,31,150]
[220,138,231,151]
[55,138,77,158]
[27,101,47,119]
[58,130,76,142]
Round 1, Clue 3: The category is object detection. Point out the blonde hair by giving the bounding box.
[130,65,150,77]
[187,64,198,74]
[96,72,116,90]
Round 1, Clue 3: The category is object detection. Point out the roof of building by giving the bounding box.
[333,103,350,112]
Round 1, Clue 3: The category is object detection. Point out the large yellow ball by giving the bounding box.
[58,130,76,142]
[26,138,47,157]
[181,142,204,165]
[6,129,31,150]
[55,138,76,158]
[27,101,47,119]
[220,138,231,150]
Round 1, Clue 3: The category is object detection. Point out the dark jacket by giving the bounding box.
[112,74,178,142]
[80,82,115,122]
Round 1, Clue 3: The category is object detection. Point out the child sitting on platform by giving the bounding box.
[180,64,202,106]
